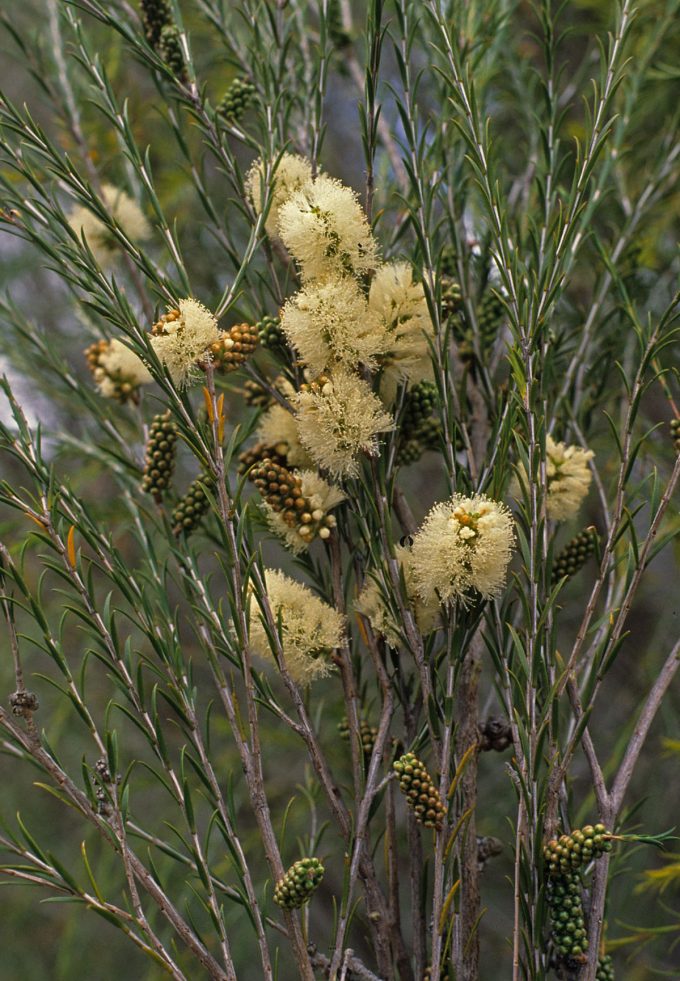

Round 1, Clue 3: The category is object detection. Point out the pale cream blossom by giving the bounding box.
[263,471,345,553]
[97,338,151,395]
[511,435,594,521]
[256,399,315,468]
[368,262,435,399]
[149,299,221,387]
[245,153,314,236]
[355,546,440,647]
[277,174,379,282]
[410,494,515,606]
[281,277,383,374]
[293,369,393,478]
[68,184,151,266]
[248,569,345,684]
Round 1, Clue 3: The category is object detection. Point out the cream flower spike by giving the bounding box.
[68,184,151,266]
[149,298,221,387]
[245,153,314,236]
[248,570,345,684]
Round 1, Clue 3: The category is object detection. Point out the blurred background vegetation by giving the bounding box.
[0,0,679,977]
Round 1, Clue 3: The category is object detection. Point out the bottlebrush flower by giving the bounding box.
[256,397,315,469]
[293,369,393,478]
[68,184,151,266]
[410,494,515,606]
[511,435,594,521]
[149,299,221,386]
[85,337,152,402]
[355,545,440,647]
[245,153,314,236]
[368,262,435,398]
[248,569,345,684]
[281,277,384,374]
[277,174,379,282]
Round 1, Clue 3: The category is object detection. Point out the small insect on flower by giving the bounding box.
[85,337,152,402]
[277,173,379,282]
[410,494,516,606]
[245,153,314,236]
[68,184,151,267]
[248,570,345,684]
[280,276,384,374]
[511,435,594,521]
[293,369,393,479]
[149,298,221,387]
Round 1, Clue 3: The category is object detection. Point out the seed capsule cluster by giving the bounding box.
[479,716,512,752]
[237,442,288,476]
[257,315,286,351]
[85,340,139,404]
[172,476,212,536]
[544,825,612,878]
[209,323,259,373]
[393,753,446,831]
[218,78,256,122]
[141,412,178,499]
[547,871,589,962]
[671,418,680,452]
[273,857,324,909]
[596,954,615,980]
[338,717,378,757]
[249,457,336,543]
[552,527,598,584]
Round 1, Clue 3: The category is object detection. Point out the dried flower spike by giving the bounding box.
[478,716,512,752]
[393,753,446,830]
[273,857,324,909]
[141,411,178,500]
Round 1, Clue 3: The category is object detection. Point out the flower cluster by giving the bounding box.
[410,494,515,606]
[150,299,221,386]
[512,435,594,521]
[248,570,345,684]
[68,184,150,267]
[85,337,151,402]
[355,545,440,647]
[246,153,313,236]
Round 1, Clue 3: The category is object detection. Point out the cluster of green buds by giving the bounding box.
[218,77,256,123]
[544,825,612,877]
[393,753,447,831]
[552,527,598,584]
[337,717,378,758]
[140,1,186,80]
[209,323,259,373]
[158,24,187,81]
[597,954,615,980]
[671,418,680,452]
[248,457,336,543]
[547,871,589,963]
[141,411,178,499]
[171,475,212,537]
[273,857,324,909]
[397,381,444,467]
[257,314,286,352]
